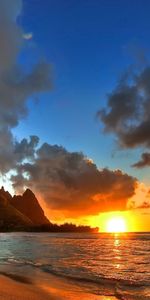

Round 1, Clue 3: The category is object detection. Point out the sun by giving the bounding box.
[106,216,127,233]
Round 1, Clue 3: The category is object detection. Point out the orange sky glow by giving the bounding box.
[1,176,150,233]
[35,181,150,232]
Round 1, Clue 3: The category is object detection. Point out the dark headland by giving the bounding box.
[0,187,98,233]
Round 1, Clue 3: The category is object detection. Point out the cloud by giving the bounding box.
[127,182,150,210]
[11,143,137,217]
[23,33,33,40]
[0,0,52,173]
[137,202,150,209]
[0,0,22,74]
[97,67,150,148]
[132,152,150,168]
[128,200,150,210]
[0,135,39,174]
[14,136,39,161]
[97,65,150,167]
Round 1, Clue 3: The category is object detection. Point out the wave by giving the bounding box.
[4,257,149,288]
[0,271,33,284]
[1,257,149,300]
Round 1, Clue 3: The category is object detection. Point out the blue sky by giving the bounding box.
[13,0,150,183]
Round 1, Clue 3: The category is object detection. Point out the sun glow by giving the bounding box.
[106,216,127,233]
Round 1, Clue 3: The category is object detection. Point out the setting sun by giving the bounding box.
[106,217,127,233]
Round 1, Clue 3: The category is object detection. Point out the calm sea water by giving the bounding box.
[0,232,150,299]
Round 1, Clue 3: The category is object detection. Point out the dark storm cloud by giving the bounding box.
[0,62,52,129]
[0,0,22,74]
[97,66,150,166]
[14,135,39,162]
[98,85,139,135]
[0,0,52,173]
[11,143,137,217]
[0,135,39,174]
[0,130,15,173]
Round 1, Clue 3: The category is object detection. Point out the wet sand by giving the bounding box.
[0,273,119,300]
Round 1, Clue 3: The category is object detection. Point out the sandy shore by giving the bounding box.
[0,274,53,300]
[0,273,118,300]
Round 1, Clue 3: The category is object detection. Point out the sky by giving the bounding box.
[1,0,150,231]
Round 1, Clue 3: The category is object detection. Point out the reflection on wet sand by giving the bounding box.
[0,273,119,300]
[40,272,119,300]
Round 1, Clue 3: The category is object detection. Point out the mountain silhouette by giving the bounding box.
[0,195,32,231]
[11,189,49,226]
[0,187,49,231]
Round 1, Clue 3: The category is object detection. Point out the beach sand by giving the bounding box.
[0,273,118,300]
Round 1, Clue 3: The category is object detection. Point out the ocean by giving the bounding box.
[0,232,149,299]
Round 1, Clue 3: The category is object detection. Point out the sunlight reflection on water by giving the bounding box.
[0,232,149,299]
[113,235,121,269]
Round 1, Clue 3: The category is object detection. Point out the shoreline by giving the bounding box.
[0,273,119,300]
